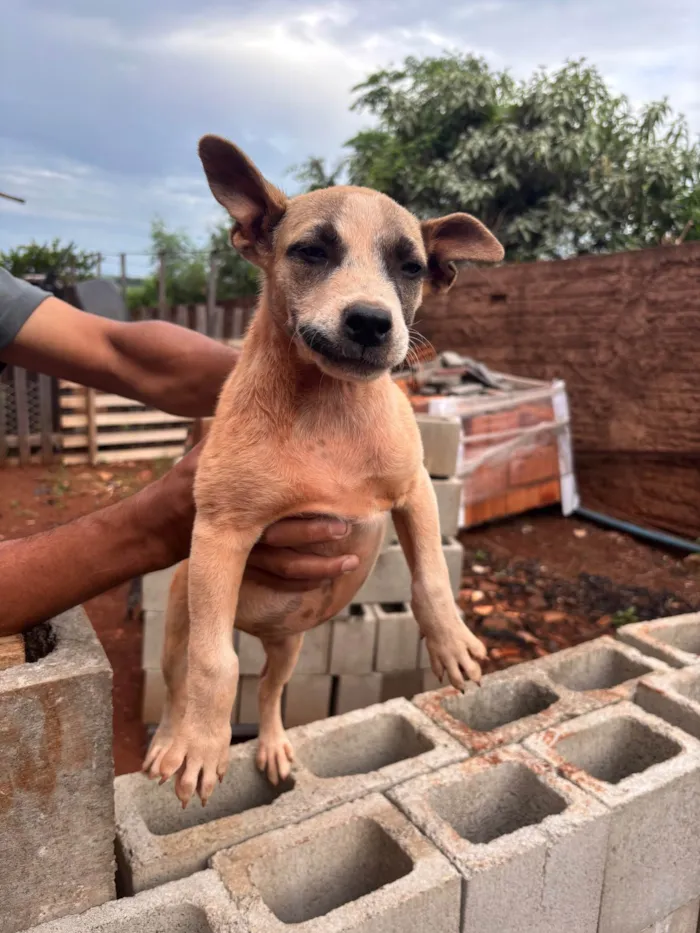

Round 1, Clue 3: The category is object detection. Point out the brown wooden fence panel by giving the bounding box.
[0,366,60,465]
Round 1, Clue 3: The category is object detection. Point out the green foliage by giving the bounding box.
[127,217,259,310]
[294,56,700,260]
[611,607,640,628]
[0,238,97,280]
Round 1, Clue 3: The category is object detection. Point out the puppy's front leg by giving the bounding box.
[393,467,486,689]
[157,515,261,807]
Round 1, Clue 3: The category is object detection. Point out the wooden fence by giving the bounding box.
[0,367,61,465]
[0,301,253,466]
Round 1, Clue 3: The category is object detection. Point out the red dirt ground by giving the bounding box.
[2,463,699,775]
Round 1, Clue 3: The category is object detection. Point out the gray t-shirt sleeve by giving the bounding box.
[0,266,51,352]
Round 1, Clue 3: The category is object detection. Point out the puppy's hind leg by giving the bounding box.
[143,562,191,780]
[256,633,303,785]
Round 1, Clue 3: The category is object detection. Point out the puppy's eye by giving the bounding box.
[401,260,424,278]
[293,244,328,264]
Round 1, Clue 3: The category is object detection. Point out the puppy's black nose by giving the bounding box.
[342,304,393,348]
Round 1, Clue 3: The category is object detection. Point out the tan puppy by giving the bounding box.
[143,135,504,807]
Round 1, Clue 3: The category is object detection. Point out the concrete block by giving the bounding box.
[143,667,167,725]
[432,477,463,538]
[525,702,700,933]
[235,631,265,676]
[618,612,700,668]
[115,699,463,893]
[388,746,610,933]
[374,603,420,672]
[356,538,462,604]
[329,605,377,674]
[0,609,115,933]
[26,870,246,933]
[421,670,443,692]
[142,565,177,612]
[333,673,383,714]
[641,899,700,933]
[238,625,330,677]
[382,478,462,550]
[212,793,461,933]
[142,609,165,670]
[237,675,260,725]
[521,634,669,704]
[291,697,464,788]
[284,674,333,726]
[380,669,424,701]
[413,667,587,754]
[635,664,700,741]
[296,624,332,674]
[416,412,462,478]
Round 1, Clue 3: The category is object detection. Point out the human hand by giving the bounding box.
[139,447,360,589]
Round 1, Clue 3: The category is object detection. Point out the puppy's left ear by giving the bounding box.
[198,134,287,265]
[422,213,504,292]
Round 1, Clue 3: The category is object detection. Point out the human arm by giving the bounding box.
[1,290,238,417]
[0,446,359,636]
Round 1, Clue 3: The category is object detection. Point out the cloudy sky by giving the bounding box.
[1,0,698,276]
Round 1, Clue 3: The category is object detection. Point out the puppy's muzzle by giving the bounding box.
[299,302,396,377]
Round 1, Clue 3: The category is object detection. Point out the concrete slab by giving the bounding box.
[525,702,700,933]
[212,794,461,933]
[388,746,610,933]
[0,609,115,933]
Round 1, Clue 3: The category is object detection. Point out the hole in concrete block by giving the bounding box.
[546,644,653,691]
[429,762,567,845]
[298,713,434,778]
[380,603,408,614]
[674,671,700,705]
[141,762,295,835]
[555,716,682,784]
[24,622,57,663]
[652,621,700,656]
[441,678,558,733]
[251,817,413,923]
[95,905,213,932]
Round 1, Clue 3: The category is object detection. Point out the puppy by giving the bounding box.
[143,135,504,806]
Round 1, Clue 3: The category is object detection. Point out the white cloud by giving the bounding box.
[1,0,698,261]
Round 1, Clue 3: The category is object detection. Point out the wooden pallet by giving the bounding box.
[58,381,191,465]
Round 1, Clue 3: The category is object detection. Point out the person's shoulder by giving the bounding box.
[0,267,52,352]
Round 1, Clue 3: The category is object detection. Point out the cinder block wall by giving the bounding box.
[7,609,700,933]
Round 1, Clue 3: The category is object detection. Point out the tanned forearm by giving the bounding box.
[0,497,166,635]
[2,298,238,417]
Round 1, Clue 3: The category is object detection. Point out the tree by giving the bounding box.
[294,56,700,260]
[0,238,98,281]
[127,217,258,310]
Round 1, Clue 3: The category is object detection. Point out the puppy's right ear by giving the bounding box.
[198,135,287,264]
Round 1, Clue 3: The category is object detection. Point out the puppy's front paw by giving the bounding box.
[425,617,486,691]
[256,728,294,786]
[155,718,232,808]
